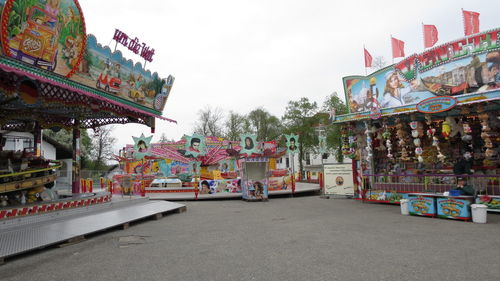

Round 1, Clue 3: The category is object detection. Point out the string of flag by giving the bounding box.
[363,8,481,70]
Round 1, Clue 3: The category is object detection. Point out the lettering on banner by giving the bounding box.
[112,29,155,62]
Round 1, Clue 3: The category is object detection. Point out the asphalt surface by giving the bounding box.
[1,195,499,281]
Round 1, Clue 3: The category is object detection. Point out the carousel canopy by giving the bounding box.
[0,0,175,130]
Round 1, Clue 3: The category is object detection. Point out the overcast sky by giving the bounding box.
[80,0,498,151]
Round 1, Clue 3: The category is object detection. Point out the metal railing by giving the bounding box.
[361,173,500,196]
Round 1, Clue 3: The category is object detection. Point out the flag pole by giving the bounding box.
[422,22,424,49]
[461,8,465,36]
[390,35,394,64]
[363,44,367,75]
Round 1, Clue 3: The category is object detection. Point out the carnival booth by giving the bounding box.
[0,0,175,218]
[116,133,290,200]
[333,28,500,220]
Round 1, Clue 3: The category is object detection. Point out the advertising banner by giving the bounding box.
[344,28,500,114]
[323,163,354,196]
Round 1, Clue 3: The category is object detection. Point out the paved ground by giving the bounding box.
[1,195,499,281]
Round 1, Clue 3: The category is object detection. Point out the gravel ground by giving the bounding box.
[1,195,499,281]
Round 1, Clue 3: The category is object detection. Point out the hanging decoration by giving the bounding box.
[426,114,445,162]
[477,105,494,166]
[382,119,393,159]
[410,115,424,163]
[395,118,410,161]
[347,123,357,159]
[364,121,373,163]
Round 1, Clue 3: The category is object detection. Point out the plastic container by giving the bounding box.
[471,204,487,223]
[400,199,409,215]
[449,190,461,196]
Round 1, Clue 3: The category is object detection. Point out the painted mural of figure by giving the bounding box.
[244,137,254,150]
[45,0,60,28]
[188,138,201,153]
[254,181,264,199]
[381,72,415,108]
[137,140,148,153]
[200,180,210,194]
[288,137,297,151]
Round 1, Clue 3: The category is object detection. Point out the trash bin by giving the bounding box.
[400,199,409,215]
[471,204,487,223]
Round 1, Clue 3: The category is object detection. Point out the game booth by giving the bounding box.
[332,28,500,221]
[0,0,185,262]
[113,134,295,200]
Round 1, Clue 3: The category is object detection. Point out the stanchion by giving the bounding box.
[81,178,87,193]
[87,178,93,193]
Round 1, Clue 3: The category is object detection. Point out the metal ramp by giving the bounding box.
[0,197,186,263]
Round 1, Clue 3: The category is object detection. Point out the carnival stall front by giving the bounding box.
[334,28,500,220]
[0,0,175,219]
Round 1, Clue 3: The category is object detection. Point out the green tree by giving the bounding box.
[282,97,318,175]
[224,111,246,141]
[247,108,282,141]
[193,106,225,136]
[44,127,92,168]
[322,92,349,162]
[88,126,117,170]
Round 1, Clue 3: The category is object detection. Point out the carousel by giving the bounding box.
[0,0,184,263]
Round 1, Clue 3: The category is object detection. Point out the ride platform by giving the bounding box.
[146,182,321,200]
[0,196,185,263]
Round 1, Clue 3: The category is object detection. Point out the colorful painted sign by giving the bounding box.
[132,134,152,159]
[333,90,500,123]
[0,0,174,113]
[239,134,259,156]
[344,28,500,114]
[199,179,241,195]
[183,134,206,157]
[416,96,457,113]
[1,0,86,76]
[190,161,201,175]
[285,134,299,155]
[268,176,290,191]
[242,178,268,200]
[436,197,472,220]
[408,195,436,217]
[477,195,500,210]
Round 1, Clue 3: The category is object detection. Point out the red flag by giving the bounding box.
[423,24,438,48]
[391,37,405,58]
[364,48,372,67]
[462,9,480,36]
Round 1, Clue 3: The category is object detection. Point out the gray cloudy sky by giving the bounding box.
[79,0,498,150]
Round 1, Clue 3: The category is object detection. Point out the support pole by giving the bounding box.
[72,121,81,194]
[33,122,42,157]
[291,153,295,195]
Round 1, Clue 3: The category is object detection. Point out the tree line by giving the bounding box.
[191,93,349,172]
[44,126,116,171]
